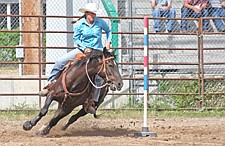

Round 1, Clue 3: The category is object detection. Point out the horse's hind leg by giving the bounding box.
[23,95,53,131]
[61,107,87,131]
[36,106,73,136]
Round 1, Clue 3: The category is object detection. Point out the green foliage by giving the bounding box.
[152,110,225,117]
[0,28,20,62]
[157,80,199,108]
[13,102,38,110]
[204,80,225,107]
[7,101,39,111]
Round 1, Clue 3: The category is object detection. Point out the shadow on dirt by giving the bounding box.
[47,128,137,137]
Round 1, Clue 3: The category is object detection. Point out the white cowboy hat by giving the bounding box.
[79,3,101,14]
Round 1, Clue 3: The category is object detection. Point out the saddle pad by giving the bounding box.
[75,53,86,59]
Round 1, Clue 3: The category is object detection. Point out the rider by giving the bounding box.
[39,3,112,113]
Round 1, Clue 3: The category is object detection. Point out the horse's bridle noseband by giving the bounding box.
[86,55,114,89]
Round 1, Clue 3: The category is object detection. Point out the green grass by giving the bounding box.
[101,110,225,118]
[0,110,39,120]
[1,109,225,121]
[151,110,225,118]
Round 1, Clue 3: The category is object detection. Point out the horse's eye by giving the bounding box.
[108,63,114,68]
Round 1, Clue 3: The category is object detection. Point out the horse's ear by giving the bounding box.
[103,47,115,55]
[103,47,107,55]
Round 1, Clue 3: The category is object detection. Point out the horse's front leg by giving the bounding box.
[61,107,87,131]
[36,104,74,136]
[23,94,53,131]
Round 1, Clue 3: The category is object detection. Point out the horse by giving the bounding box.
[22,48,123,136]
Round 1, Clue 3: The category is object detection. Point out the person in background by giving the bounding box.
[207,0,225,32]
[39,3,112,113]
[151,0,176,33]
[181,0,209,33]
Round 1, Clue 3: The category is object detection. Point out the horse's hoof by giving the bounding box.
[36,125,50,136]
[94,114,98,119]
[87,106,96,115]
[23,121,33,131]
[36,131,45,137]
[38,89,49,96]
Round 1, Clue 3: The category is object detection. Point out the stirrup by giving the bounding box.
[39,81,55,96]
[43,81,55,89]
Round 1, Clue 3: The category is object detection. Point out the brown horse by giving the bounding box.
[22,48,123,136]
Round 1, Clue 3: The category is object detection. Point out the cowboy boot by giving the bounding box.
[38,81,55,96]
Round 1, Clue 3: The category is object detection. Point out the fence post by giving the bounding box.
[198,17,205,108]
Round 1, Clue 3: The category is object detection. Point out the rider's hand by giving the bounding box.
[106,42,111,50]
[84,48,92,55]
[221,2,225,7]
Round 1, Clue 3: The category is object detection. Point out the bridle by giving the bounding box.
[85,54,114,89]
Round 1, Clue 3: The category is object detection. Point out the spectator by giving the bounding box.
[207,0,225,32]
[181,0,209,32]
[151,0,176,33]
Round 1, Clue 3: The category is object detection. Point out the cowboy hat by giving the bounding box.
[79,3,101,14]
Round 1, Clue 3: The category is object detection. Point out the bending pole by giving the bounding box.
[134,16,157,137]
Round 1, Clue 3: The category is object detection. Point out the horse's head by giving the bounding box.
[88,48,123,91]
[102,48,123,91]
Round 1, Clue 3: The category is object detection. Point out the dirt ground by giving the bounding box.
[0,114,225,146]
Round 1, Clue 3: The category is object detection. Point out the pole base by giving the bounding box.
[134,127,157,137]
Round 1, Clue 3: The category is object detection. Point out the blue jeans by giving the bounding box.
[209,7,225,32]
[48,48,103,102]
[94,75,104,102]
[152,8,176,32]
[181,7,209,31]
[48,48,83,82]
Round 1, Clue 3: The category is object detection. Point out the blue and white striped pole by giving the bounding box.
[143,16,149,130]
[134,16,157,137]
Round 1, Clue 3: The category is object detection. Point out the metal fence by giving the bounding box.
[0,0,225,111]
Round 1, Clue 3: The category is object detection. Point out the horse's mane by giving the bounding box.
[74,49,103,68]
[72,48,115,69]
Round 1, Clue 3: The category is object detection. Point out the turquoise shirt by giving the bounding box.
[73,17,112,51]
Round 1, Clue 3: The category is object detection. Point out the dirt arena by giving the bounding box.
[1,112,225,146]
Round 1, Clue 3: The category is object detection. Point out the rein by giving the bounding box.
[86,55,114,89]
[62,61,90,97]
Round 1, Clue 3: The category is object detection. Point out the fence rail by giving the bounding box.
[0,14,225,110]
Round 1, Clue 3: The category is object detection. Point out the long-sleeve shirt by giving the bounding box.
[152,0,171,7]
[210,0,225,7]
[184,0,207,6]
[73,17,112,51]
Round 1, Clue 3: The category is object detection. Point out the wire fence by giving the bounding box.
[0,0,225,111]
